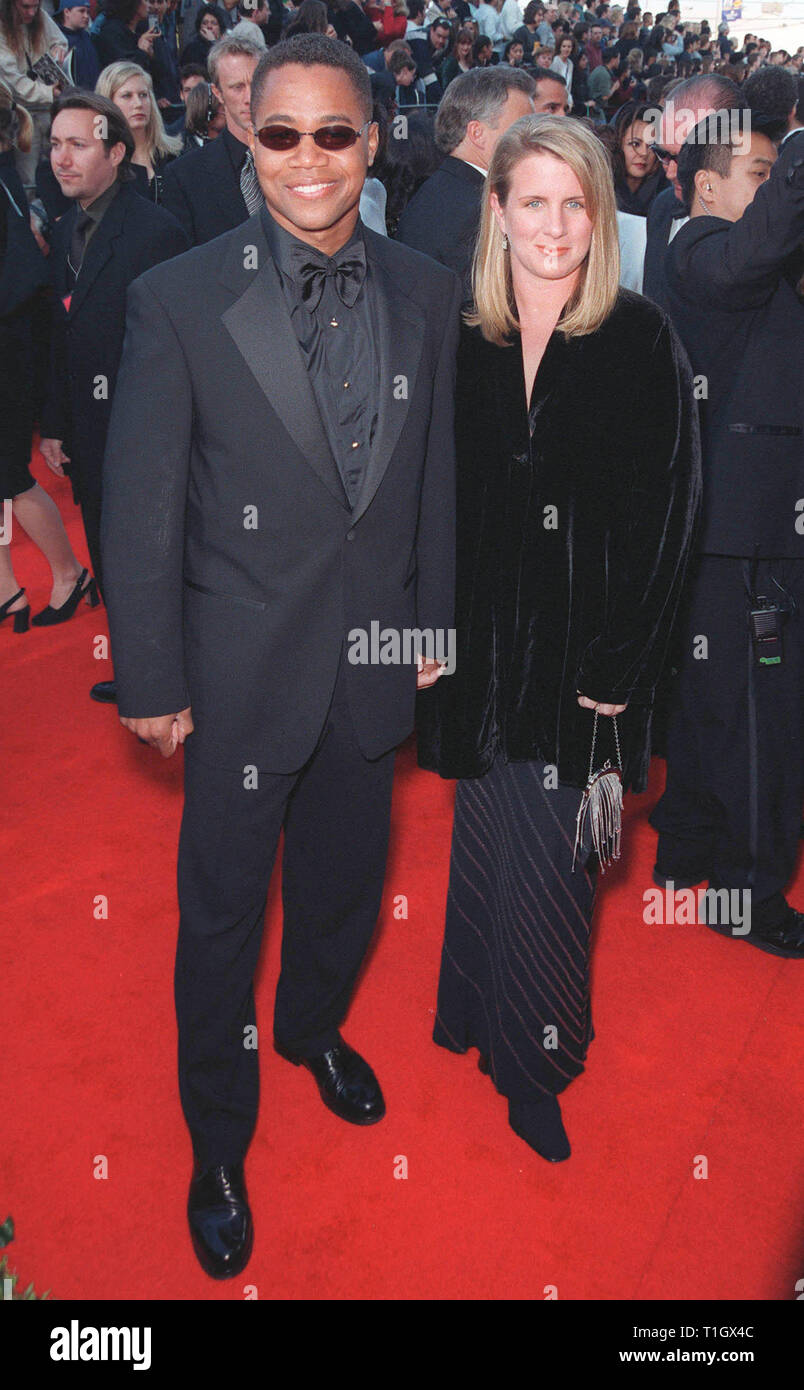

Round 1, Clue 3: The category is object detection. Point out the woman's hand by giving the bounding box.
[137,30,157,53]
[577,694,627,717]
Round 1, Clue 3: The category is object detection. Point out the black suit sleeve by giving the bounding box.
[413,270,463,639]
[101,273,193,718]
[575,315,702,706]
[674,131,804,309]
[160,162,195,245]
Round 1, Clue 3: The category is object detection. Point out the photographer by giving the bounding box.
[650,112,804,957]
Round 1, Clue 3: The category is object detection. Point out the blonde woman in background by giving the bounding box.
[416,115,701,1163]
[96,60,182,203]
[0,0,67,197]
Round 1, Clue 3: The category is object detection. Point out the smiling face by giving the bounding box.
[559,37,572,58]
[491,149,593,283]
[112,76,151,131]
[249,63,378,256]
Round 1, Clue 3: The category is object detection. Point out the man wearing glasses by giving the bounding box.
[101,32,463,1279]
[642,72,746,304]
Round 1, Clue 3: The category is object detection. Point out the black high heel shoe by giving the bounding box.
[0,588,30,633]
[31,568,99,627]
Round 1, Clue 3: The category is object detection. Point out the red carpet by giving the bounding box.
[4,448,804,1301]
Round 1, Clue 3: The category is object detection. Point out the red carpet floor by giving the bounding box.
[3,449,804,1302]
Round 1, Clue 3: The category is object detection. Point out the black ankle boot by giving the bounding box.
[508,1094,571,1162]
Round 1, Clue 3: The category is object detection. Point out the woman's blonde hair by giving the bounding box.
[96,62,183,161]
[0,79,33,153]
[467,114,620,345]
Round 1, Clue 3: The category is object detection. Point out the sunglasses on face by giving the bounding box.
[649,142,677,166]
[254,121,371,152]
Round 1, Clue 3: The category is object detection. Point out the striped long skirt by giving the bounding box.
[433,754,599,1102]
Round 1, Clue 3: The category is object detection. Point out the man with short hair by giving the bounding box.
[587,45,620,113]
[371,46,424,106]
[642,73,745,304]
[396,65,535,286]
[650,113,804,958]
[530,67,570,112]
[745,64,801,143]
[161,33,262,244]
[585,19,604,68]
[54,0,99,88]
[228,0,271,46]
[38,93,187,701]
[102,32,463,1280]
[407,17,450,101]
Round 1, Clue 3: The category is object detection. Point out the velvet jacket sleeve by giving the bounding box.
[574,313,702,707]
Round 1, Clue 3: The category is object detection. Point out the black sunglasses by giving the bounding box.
[255,121,371,152]
[649,142,677,165]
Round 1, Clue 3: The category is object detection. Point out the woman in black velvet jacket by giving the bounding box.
[416,114,701,1162]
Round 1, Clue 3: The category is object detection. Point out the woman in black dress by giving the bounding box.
[0,82,89,633]
[416,114,701,1161]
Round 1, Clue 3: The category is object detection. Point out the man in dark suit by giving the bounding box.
[396,66,535,289]
[642,73,745,305]
[101,34,462,1279]
[161,32,262,245]
[38,93,188,699]
[650,113,804,958]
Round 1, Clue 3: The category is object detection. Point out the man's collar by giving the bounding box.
[78,178,121,220]
[259,203,365,278]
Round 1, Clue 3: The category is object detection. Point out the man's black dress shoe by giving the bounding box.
[90,680,117,703]
[701,892,804,959]
[187,1162,253,1279]
[276,1034,386,1125]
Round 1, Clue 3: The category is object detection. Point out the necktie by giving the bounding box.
[68,209,93,282]
[239,149,263,216]
[289,241,367,310]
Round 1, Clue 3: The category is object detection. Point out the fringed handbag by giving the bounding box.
[571,710,623,873]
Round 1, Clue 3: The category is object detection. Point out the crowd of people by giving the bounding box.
[1,0,803,1281]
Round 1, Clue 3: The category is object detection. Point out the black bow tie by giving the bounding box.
[289,241,367,310]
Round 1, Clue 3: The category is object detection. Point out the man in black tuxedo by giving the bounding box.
[396,66,535,289]
[160,32,263,245]
[650,114,804,958]
[38,93,188,700]
[101,34,462,1279]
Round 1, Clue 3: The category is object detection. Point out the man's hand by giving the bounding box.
[120,706,194,757]
[417,658,447,689]
[40,438,70,475]
[577,694,627,717]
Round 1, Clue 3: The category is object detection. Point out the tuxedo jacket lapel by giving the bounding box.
[220,214,350,510]
[351,231,426,526]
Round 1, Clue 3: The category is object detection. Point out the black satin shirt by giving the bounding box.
[260,205,379,510]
